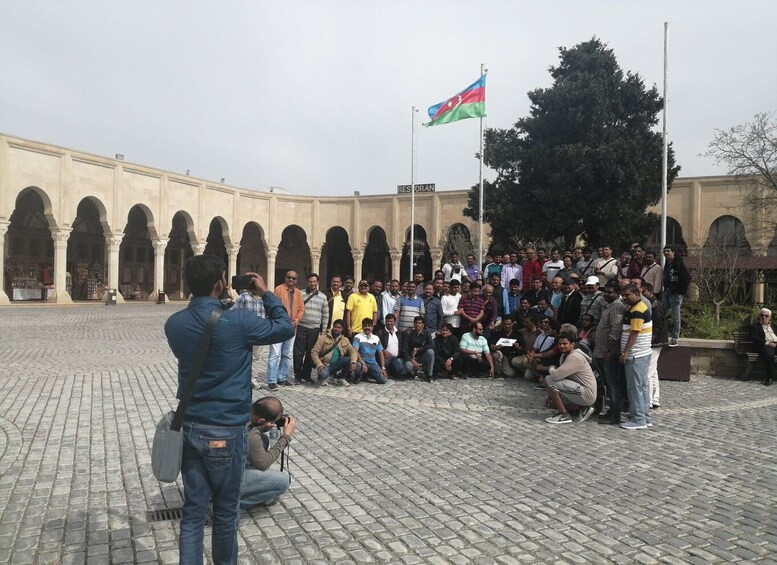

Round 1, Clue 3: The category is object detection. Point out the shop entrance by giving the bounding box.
[164,211,194,299]
[321,227,354,284]
[363,227,390,282]
[6,188,54,301]
[237,222,268,281]
[118,206,154,300]
[276,225,311,287]
[66,198,107,300]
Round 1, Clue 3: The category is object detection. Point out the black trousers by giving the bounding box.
[293,325,320,381]
[760,345,775,381]
[461,355,490,377]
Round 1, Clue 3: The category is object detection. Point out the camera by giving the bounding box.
[232,275,255,290]
[275,414,290,428]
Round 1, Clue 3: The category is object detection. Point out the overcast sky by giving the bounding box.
[2,1,775,197]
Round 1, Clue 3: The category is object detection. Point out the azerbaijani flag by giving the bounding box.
[424,75,486,127]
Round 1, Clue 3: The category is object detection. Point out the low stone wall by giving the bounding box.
[679,339,744,379]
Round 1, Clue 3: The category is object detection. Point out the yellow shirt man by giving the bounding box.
[346,284,378,335]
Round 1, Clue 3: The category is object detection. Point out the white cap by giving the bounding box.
[585,275,599,286]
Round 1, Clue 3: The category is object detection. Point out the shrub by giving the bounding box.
[680,302,756,340]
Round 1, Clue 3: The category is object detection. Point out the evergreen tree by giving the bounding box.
[466,38,680,250]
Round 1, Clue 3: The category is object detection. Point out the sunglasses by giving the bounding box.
[286,276,297,280]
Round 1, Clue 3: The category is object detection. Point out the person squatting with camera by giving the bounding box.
[239,396,296,510]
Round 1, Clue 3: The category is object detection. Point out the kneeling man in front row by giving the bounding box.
[539,331,598,424]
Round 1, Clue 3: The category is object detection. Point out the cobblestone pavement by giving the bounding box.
[0,304,775,565]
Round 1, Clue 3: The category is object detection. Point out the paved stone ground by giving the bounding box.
[0,304,775,565]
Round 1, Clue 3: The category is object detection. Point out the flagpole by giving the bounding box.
[660,22,668,266]
[478,63,486,273]
[410,106,417,281]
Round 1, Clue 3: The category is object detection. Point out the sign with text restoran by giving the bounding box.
[397,183,436,194]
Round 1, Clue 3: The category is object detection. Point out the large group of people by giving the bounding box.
[168,245,694,561]
[232,243,692,428]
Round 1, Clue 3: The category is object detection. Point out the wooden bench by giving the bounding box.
[732,330,776,380]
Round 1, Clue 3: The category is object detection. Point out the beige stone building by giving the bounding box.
[0,133,768,305]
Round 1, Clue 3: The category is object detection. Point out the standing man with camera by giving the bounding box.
[239,396,297,510]
[165,255,293,565]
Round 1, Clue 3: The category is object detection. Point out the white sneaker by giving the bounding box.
[576,406,595,423]
[545,413,572,424]
[251,378,262,390]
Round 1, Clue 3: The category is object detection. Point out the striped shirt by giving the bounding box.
[232,291,266,318]
[299,290,329,331]
[353,332,383,366]
[457,294,484,330]
[621,300,653,359]
[394,295,425,331]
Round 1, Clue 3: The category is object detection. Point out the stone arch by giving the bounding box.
[647,216,688,256]
[442,223,475,263]
[276,225,311,287]
[363,226,390,282]
[401,224,432,283]
[321,226,354,284]
[164,211,196,299]
[705,215,752,255]
[7,186,56,227]
[118,205,156,298]
[5,188,55,300]
[66,197,108,300]
[204,217,229,269]
[207,216,232,247]
[237,221,268,280]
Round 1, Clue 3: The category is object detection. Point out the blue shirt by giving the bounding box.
[165,293,293,426]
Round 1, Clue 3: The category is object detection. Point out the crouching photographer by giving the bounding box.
[239,396,296,510]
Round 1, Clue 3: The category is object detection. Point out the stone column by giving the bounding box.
[266,247,278,288]
[390,249,402,282]
[309,247,322,277]
[430,247,444,272]
[105,233,125,304]
[0,220,10,305]
[192,242,207,256]
[353,250,364,281]
[150,238,169,302]
[227,244,241,278]
[51,228,73,304]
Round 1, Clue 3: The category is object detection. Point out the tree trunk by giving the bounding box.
[713,299,725,324]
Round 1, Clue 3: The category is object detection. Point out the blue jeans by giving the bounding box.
[180,422,248,565]
[624,355,652,426]
[386,356,408,377]
[355,361,387,384]
[319,356,353,381]
[267,335,295,384]
[404,349,435,376]
[239,467,290,510]
[662,290,684,339]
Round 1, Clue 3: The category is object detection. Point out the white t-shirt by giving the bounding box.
[542,260,564,282]
[385,329,400,357]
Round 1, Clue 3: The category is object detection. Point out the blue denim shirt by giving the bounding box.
[165,293,293,426]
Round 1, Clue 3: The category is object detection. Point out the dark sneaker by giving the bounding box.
[534,383,546,390]
[278,380,294,387]
[545,413,572,425]
[576,406,595,423]
[267,383,279,391]
[668,338,678,347]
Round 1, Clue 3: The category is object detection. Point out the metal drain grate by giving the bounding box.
[147,508,182,522]
[146,507,212,526]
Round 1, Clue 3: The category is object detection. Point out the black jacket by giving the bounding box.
[650,298,669,345]
[376,327,406,359]
[558,290,583,326]
[403,328,434,360]
[664,259,691,295]
[750,323,777,348]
